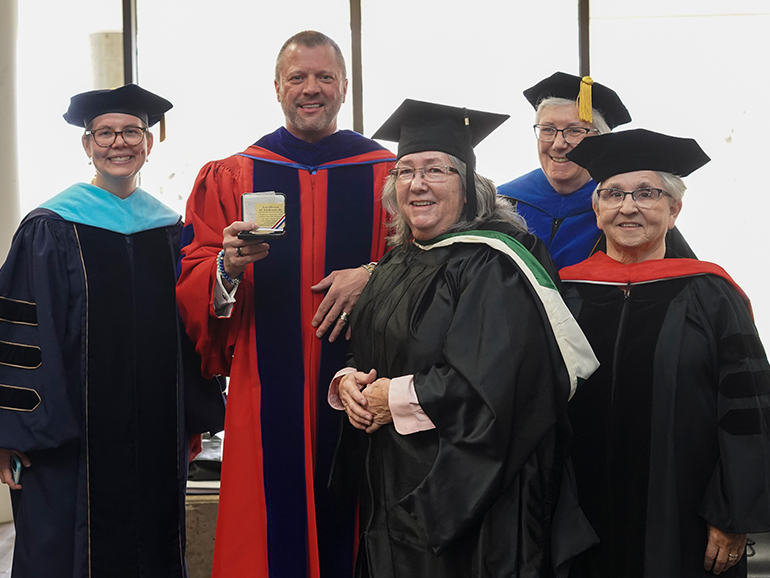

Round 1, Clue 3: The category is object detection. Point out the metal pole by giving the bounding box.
[578,0,590,77]
[349,0,364,134]
[123,0,138,84]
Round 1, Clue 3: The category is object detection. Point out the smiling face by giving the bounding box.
[594,170,682,263]
[395,151,465,241]
[81,113,153,199]
[275,43,348,144]
[536,103,596,195]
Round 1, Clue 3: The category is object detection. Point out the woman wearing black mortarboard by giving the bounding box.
[327,99,600,577]
[0,84,224,578]
[560,130,770,577]
[497,72,696,269]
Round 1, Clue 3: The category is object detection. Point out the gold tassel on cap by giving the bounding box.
[577,76,593,124]
[160,115,167,142]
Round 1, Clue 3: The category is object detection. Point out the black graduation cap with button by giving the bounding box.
[371,99,509,218]
[524,71,631,130]
[566,128,711,185]
[63,83,173,141]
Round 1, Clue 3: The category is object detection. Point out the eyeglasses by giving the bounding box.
[85,126,148,147]
[534,124,598,144]
[596,187,672,209]
[389,165,459,183]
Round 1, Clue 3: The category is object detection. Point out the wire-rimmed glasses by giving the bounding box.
[534,124,598,145]
[596,187,672,209]
[389,165,459,183]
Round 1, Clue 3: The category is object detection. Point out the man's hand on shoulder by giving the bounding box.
[311,266,371,342]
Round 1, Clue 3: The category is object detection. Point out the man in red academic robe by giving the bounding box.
[176,31,394,578]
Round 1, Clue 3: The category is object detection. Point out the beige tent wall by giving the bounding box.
[0,0,19,524]
[0,0,20,263]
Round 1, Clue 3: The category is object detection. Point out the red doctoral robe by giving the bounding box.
[177,128,394,578]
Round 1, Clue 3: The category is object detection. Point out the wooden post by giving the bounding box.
[122,0,138,84]
[349,0,364,134]
[0,0,20,263]
[578,0,590,77]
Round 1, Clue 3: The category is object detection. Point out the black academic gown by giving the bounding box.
[0,209,223,578]
[339,225,588,578]
[560,252,770,578]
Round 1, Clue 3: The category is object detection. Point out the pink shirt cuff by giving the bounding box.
[328,367,356,410]
[389,375,436,435]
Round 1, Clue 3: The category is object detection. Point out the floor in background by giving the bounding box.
[751,533,770,577]
[0,523,766,576]
[0,522,13,578]
[0,493,218,578]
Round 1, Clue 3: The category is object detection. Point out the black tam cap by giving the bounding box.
[566,129,711,184]
[524,72,631,130]
[63,84,172,130]
[372,99,509,219]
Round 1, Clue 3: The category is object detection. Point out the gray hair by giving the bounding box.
[275,31,347,82]
[536,97,611,135]
[382,154,527,246]
[654,171,686,202]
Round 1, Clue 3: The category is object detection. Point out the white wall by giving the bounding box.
[11,1,770,339]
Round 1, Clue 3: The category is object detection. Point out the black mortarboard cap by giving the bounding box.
[523,71,631,130]
[372,99,509,218]
[566,129,710,184]
[63,84,172,129]
[371,99,508,162]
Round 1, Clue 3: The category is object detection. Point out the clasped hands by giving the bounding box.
[339,369,392,434]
